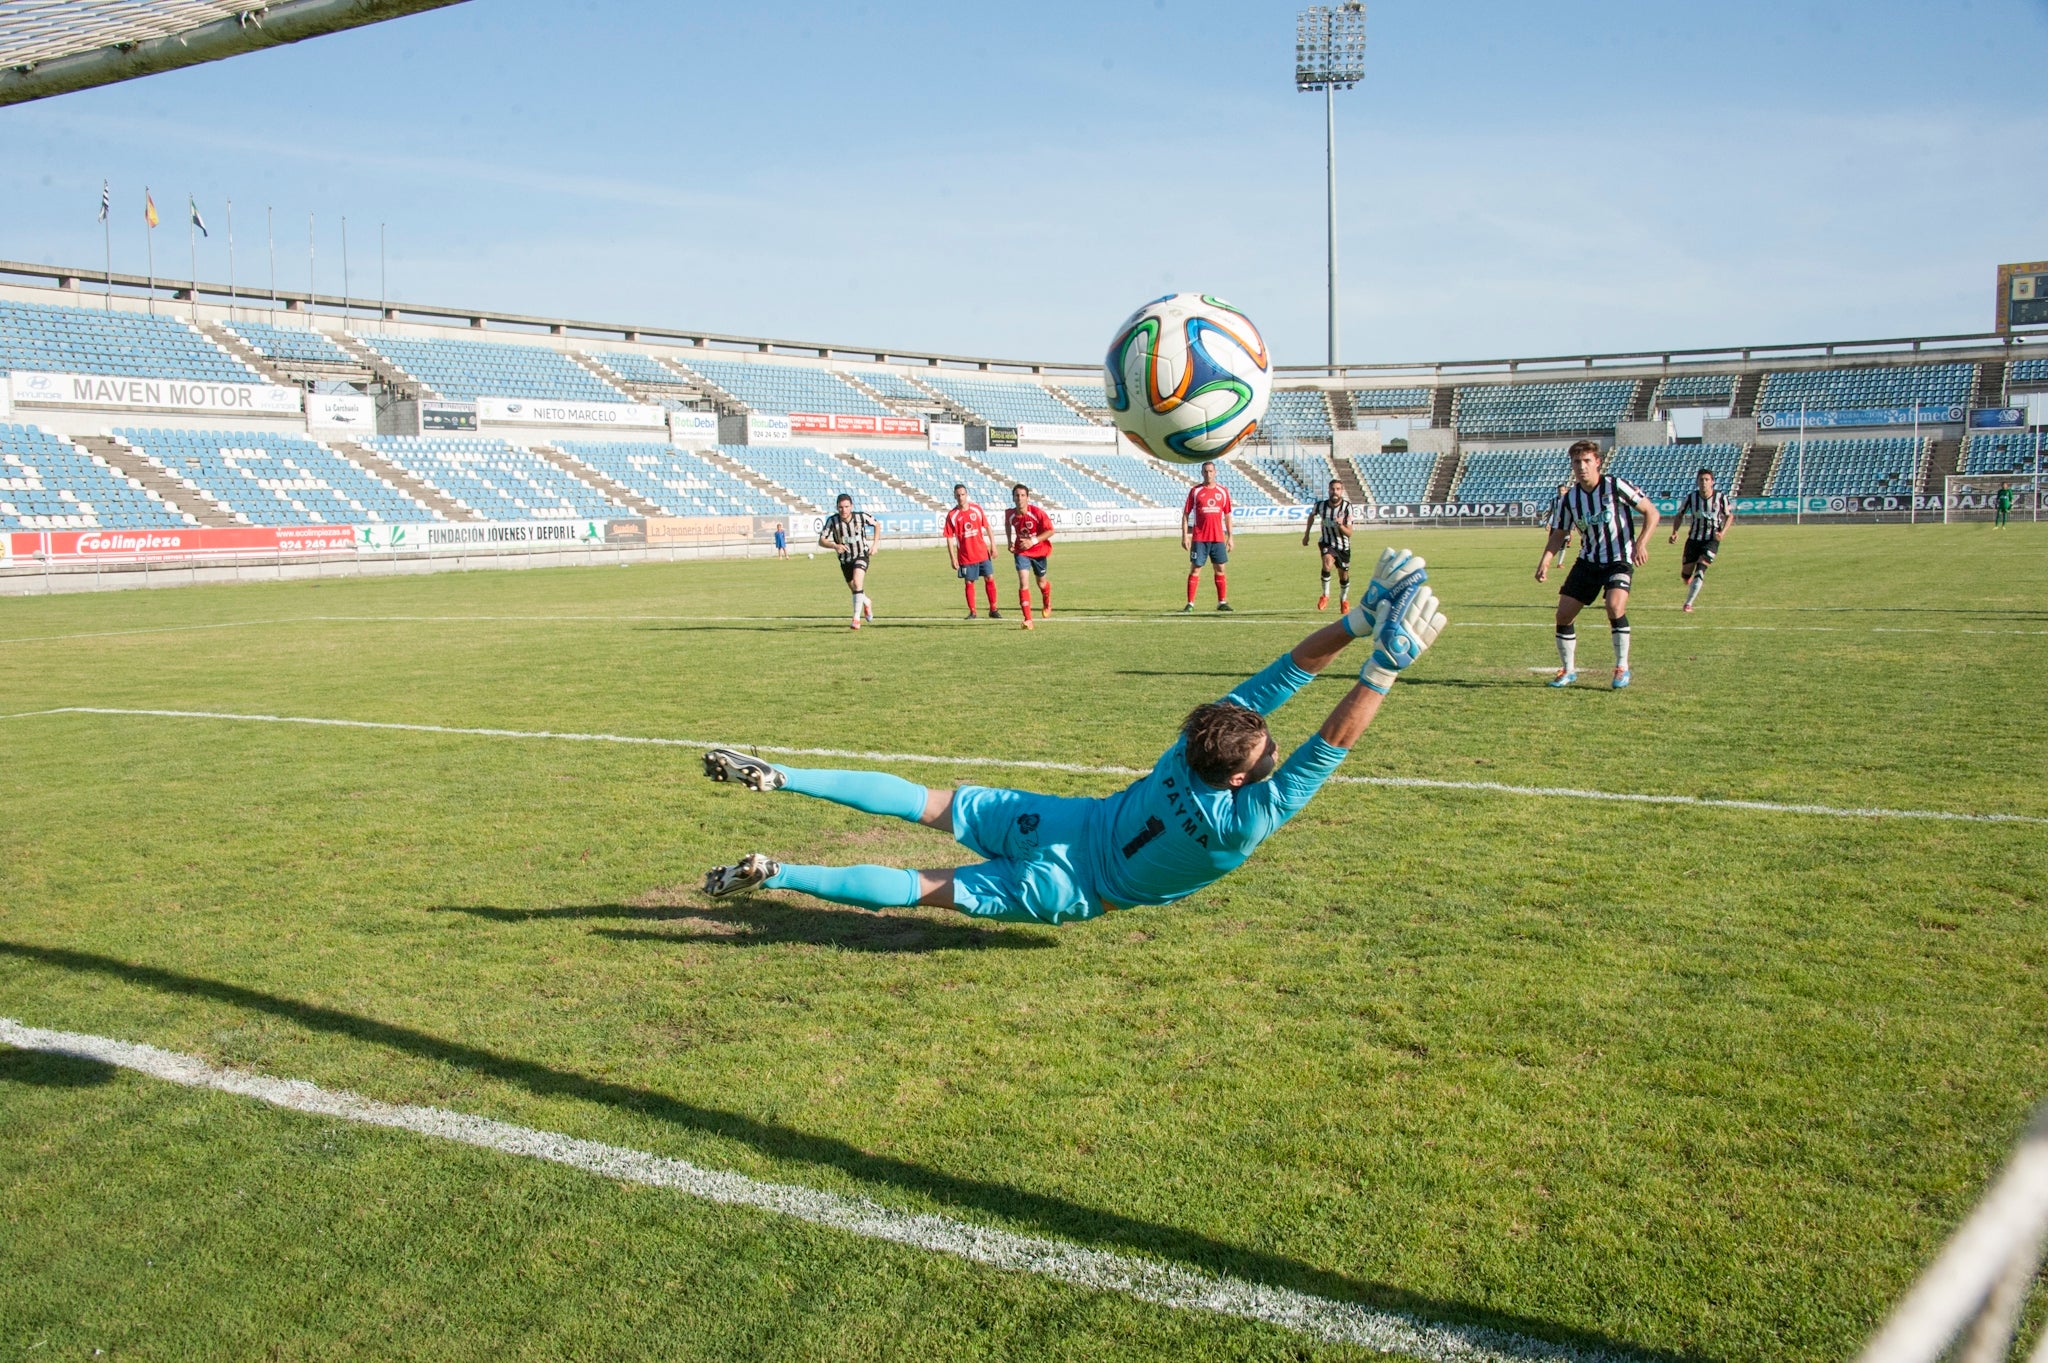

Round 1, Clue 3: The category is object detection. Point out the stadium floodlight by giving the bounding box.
[0,0,474,108]
[1295,2,1366,376]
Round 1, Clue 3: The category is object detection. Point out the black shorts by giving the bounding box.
[1681,537,1720,569]
[1561,557,1632,605]
[1321,543,1351,568]
[838,555,870,581]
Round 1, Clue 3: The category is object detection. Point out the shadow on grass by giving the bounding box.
[0,938,1699,1363]
[0,1047,118,1087]
[435,902,1050,953]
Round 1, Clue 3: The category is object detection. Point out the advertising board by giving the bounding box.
[421,400,478,432]
[9,525,357,561]
[355,520,610,552]
[928,422,966,450]
[746,414,794,444]
[1758,405,1964,431]
[1014,422,1115,446]
[9,371,303,415]
[668,409,720,443]
[307,393,375,432]
[476,396,666,428]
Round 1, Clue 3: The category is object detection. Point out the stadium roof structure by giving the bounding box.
[0,0,470,106]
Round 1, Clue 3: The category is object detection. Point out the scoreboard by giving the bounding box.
[1997,260,2048,331]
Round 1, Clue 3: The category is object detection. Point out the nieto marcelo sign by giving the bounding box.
[8,371,303,415]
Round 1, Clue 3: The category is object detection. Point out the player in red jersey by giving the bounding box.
[943,483,1001,620]
[1181,460,1235,612]
[1004,482,1055,630]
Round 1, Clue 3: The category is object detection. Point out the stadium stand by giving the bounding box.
[355,334,629,403]
[0,299,261,383]
[1350,452,1436,504]
[1249,452,1335,502]
[362,436,629,520]
[1604,444,1743,498]
[1961,431,2047,475]
[844,370,937,405]
[1061,451,1193,507]
[974,450,1133,508]
[1757,363,1973,412]
[116,428,435,526]
[221,319,356,367]
[1453,447,1574,502]
[1456,381,1635,435]
[1056,383,1110,413]
[1655,373,1736,403]
[1765,437,1924,496]
[554,441,779,517]
[679,359,891,417]
[0,422,189,530]
[1203,460,1283,508]
[846,447,1008,509]
[1261,390,1334,440]
[589,351,691,388]
[1349,387,1431,412]
[723,445,921,514]
[918,375,1097,427]
[2007,358,2048,386]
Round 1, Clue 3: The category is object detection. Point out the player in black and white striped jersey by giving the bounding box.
[1667,468,1734,613]
[1534,440,1659,689]
[1301,479,1354,612]
[819,493,880,630]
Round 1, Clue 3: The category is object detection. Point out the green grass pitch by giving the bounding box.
[2,523,2044,1361]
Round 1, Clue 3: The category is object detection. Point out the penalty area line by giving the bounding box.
[15,707,2047,826]
[0,1017,1614,1363]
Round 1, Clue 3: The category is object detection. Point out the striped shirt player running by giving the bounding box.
[1667,468,1734,613]
[1301,478,1354,612]
[819,494,879,630]
[1535,440,1659,689]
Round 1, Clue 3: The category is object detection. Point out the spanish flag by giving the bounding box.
[144,191,159,229]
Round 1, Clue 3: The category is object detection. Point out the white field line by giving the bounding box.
[11,706,2045,827]
[0,1017,1614,1363]
[1,613,2044,646]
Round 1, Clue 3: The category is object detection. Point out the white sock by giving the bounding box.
[1685,570,1705,607]
[1612,621,1631,671]
[852,591,866,620]
[1320,572,1331,593]
[1556,628,1577,672]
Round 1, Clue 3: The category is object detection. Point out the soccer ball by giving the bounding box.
[1103,293,1271,463]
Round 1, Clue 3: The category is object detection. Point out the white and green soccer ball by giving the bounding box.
[1103,293,1271,464]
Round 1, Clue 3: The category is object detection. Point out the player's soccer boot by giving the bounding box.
[1216,601,1234,613]
[861,599,874,622]
[1021,618,1034,630]
[702,748,787,792]
[1316,593,1329,611]
[1612,669,1632,690]
[1681,602,1695,614]
[989,608,1002,619]
[1547,669,1577,688]
[703,852,779,899]
[1180,603,1194,614]
[965,610,978,620]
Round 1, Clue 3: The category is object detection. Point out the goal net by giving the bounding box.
[1943,473,2043,524]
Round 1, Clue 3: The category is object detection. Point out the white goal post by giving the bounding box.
[1856,1103,2048,1363]
[1943,474,2043,524]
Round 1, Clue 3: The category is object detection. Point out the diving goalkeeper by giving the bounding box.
[699,550,1448,925]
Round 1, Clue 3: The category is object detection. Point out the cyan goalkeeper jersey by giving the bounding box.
[1082,653,1348,907]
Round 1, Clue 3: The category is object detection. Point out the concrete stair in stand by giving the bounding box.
[71,434,237,526]
[835,452,946,511]
[532,445,664,517]
[1425,451,1462,503]
[328,439,479,521]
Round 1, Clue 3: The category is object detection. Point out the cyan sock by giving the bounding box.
[764,863,922,910]
[780,767,929,822]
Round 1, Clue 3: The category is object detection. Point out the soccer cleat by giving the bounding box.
[1021,618,1034,630]
[1041,607,1052,618]
[703,852,779,899]
[861,599,874,622]
[1681,602,1695,613]
[1612,669,1632,690]
[989,608,1002,619]
[1216,601,1234,612]
[1180,603,1194,614]
[703,748,786,792]
[965,610,978,620]
[1547,669,1577,688]
[1316,594,1329,611]
[849,620,862,630]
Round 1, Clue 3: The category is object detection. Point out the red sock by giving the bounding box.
[964,581,977,612]
[1039,582,1051,611]
[1187,572,1199,604]
[1215,572,1228,602]
[983,579,999,610]
[1019,588,1033,622]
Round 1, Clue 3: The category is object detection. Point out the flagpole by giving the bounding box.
[188,200,199,322]
[227,199,236,321]
[101,181,112,312]
[145,187,156,315]
[267,206,276,312]
[341,215,351,325]
[379,222,387,333]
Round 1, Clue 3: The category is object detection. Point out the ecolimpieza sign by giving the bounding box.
[9,370,303,415]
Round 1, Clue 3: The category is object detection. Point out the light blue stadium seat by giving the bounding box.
[1961,431,2047,475]
[844,370,934,405]
[1262,391,1333,441]
[223,320,355,366]
[1456,382,1634,436]
[2009,358,2048,386]
[1247,453,1334,502]
[0,299,262,384]
[1061,451,1194,507]
[973,451,1133,508]
[1765,438,1924,496]
[0,423,192,531]
[1350,387,1431,413]
[1603,444,1742,499]
[847,447,1009,509]
[679,360,892,418]
[718,445,921,513]
[1453,447,1574,502]
[1351,452,1436,503]
[1656,374,1735,403]
[920,376,1098,427]
[1757,363,1973,414]
[1056,382,1110,413]
[356,335,629,404]
[116,427,438,526]
[590,352,693,387]
[555,441,777,516]
[363,436,629,520]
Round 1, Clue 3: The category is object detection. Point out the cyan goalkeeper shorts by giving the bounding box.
[948,786,1113,926]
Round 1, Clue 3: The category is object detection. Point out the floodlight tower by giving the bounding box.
[1295,2,1366,375]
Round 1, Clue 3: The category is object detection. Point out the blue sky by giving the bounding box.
[4,0,2045,367]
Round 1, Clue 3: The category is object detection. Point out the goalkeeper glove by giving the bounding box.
[1342,548,1427,637]
[1360,583,1447,694]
